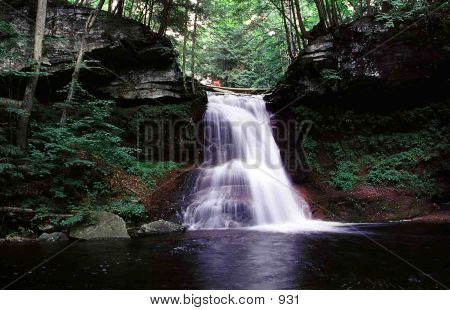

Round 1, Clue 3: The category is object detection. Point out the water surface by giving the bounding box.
[1,222,449,289]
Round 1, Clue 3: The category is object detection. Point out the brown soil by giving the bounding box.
[109,166,194,221]
[410,210,450,223]
[296,177,443,222]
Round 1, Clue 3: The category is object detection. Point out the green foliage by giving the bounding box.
[101,198,145,221]
[374,0,435,28]
[178,0,290,88]
[330,160,359,190]
[303,136,322,174]
[321,69,341,82]
[0,83,181,228]
[127,161,180,188]
[302,101,449,198]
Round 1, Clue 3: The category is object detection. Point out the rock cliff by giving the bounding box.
[0,0,204,108]
[267,11,450,222]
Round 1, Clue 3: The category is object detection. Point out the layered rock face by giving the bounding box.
[267,12,450,222]
[0,0,200,106]
[268,14,450,110]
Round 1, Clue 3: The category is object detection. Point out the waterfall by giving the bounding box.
[183,93,311,229]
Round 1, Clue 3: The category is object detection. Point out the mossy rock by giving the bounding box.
[70,212,130,240]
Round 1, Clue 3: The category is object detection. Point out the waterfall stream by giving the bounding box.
[183,93,312,229]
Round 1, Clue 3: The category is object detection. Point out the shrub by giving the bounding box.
[330,161,359,190]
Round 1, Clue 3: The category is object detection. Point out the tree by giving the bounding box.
[16,0,47,149]
[60,0,107,125]
[280,0,296,61]
[158,0,174,36]
[293,0,310,40]
[116,0,125,17]
[314,0,329,27]
[182,0,190,92]
[190,0,200,94]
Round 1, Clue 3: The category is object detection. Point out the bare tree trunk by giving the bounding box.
[141,0,149,24]
[116,0,124,17]
[147,0,155,29]
[158,0,173,36]
[331,0,339,25]
[281,0,295,61]
[108,0,113,13]
[314,0,328,27]
[190,0,200,94]
[182,0,189,92]
[288,0,300,53]
[325,0,333,26]
[293,0,310,40]
[366,0,372,15]
[16,0,47,149]
[60,0,106,126]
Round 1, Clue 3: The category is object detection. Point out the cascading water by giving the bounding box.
[183,93,311,230]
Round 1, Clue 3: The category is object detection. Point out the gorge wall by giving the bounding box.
[267,9,450,222]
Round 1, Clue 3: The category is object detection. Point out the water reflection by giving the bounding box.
[0,223,449,289]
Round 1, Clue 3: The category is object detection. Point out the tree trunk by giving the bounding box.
[293,0,310,40]
[116,0,124,17]
[288,0,301,52]
[281,0,295,61]
[148,0,155,29]
[366,0,372,15]
[325,0,334,26]
[60,0,106,126]
[190,0,200,94]
[158,0,173,36]
[141,0,148,24]
[182,0,189,92]
[314,0,328,27]
[331,0,339,25]
[16,0,47,149]
[108,0,113,13]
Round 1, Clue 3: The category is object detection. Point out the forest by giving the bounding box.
[0,0,449,290]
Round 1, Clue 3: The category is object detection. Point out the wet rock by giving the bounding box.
[70,212,130,240]
[38,232,69,242]
[138,220,186,235]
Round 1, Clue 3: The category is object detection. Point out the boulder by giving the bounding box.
[38,223,56,233]
[70,212,130,240]
[4,235,36,243]
[37,232,68,242]
[138,220,185,235]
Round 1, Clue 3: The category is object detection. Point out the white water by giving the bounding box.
[184,93,331,231]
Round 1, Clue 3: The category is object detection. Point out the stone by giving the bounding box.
[70,212,130,240]
[4,235,35,243]
[138,220,185,235]
[37,232,69,242]
[38,223,55,233]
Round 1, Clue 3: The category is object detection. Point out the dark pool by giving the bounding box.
[1,222,449,289]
